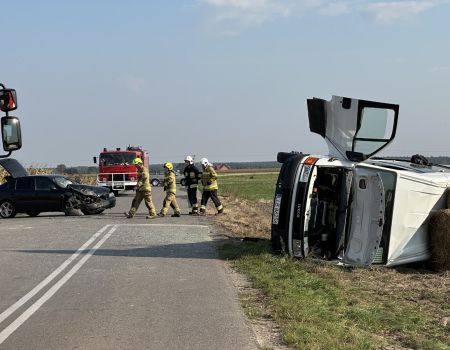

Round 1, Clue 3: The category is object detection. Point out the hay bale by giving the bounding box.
[428,209,450,270]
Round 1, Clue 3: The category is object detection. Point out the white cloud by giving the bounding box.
[200,0,295,32]
[363,1,444,23]
[199,0,450,30]
[318,2,350,16]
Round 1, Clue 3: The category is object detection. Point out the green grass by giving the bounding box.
[219,241,450,350]
[218,172,278,201]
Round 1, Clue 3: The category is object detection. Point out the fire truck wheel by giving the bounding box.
[151,179,160,187]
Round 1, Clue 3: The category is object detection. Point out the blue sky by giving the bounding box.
[2,0,450,166]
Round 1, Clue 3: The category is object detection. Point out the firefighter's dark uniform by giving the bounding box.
[183,163,201,214]
[127,167,156,217]
[200,165,223,214]
[160,170,181,216]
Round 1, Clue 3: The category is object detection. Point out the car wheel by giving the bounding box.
[113,190,119,196]
[81,208,105,215]
[151,179,160,187]
[26,211,40,217]
[0,201,17,218]
[180,178,187,186]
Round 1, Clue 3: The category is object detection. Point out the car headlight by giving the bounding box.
[109,192,114,198]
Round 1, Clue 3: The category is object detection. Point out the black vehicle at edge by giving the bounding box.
[0,159,116,218]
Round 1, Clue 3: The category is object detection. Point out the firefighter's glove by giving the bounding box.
[207,181,212,185]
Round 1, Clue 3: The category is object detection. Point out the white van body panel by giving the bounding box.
[386,170,450,266]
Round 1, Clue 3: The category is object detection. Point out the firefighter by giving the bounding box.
[124,158,156,219]
[199,158,223,215]
[158,162,181,217]
[183,155,201,215]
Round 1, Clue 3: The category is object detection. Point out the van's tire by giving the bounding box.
[0,200,16,218]
[180,178,187,186]
[151,179,160,187]
[26,211,40,217]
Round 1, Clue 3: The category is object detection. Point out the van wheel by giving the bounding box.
[180,178,187,186]
[151,179,160,187]
[0,201,16,218]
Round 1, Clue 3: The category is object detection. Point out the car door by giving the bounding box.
[307,96,399,162]
[14,177,35,211]
[35,177,64,212]
[343,166,385,266]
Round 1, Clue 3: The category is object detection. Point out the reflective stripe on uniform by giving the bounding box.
[216,204,223,211]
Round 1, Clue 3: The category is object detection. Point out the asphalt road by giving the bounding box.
[0,187,257,350]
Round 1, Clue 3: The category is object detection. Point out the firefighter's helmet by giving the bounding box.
[184,155,193,164]
[164,162,174,171]
[200,158,209,167]
[132,158,143,165]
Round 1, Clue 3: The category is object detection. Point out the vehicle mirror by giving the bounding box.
[0,89,18,112]
[93,156,97,164]
[1,116,22,152]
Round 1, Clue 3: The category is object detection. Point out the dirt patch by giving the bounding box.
[214,195,272,239]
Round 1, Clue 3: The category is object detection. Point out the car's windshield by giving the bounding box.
[54,177,73,188]
[100,153,136,166]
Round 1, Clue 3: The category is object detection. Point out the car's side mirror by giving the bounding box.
[0,89,17,112]
[1,116,22,152]
[93,156,97,164]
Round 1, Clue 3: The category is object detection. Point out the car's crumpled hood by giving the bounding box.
[0,158,28,178]
[68,184,110,197]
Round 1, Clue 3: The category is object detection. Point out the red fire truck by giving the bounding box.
[94,146,149,194]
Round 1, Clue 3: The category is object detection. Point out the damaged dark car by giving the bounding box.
[0,159,116,218]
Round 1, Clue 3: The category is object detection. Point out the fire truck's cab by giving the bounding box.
[94,146,149,194]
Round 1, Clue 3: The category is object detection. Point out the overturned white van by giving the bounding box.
[271,96,450,267]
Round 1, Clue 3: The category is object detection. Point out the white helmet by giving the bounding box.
[200,158,209,166]
[184,155,193,164]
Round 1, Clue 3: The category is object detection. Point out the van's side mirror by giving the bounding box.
[0,89,18,112]
[1,117,22,152]
[93,156,97,164]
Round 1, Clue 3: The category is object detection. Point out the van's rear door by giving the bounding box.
[343,167,385,266]
[307,96,399,162]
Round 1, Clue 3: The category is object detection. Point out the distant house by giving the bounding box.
[214,163,232,172]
